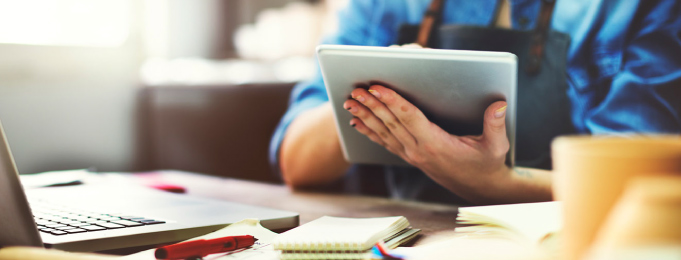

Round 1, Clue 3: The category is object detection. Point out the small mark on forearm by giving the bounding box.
[514,168,533,178]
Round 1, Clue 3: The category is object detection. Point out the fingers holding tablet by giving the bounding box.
[348,87,417,148]
[364,85,436,144]
[344,84,513,191]
[318,45,516,166]
[482,101,511,158]
[344,93,407,157]
[348,117,382,144]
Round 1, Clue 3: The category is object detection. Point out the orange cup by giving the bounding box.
[551,136,681,260]
[589,176,681,257]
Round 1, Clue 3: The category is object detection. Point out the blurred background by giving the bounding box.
[0,0,348,182]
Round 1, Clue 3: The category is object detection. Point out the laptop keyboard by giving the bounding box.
[30,200,166,236]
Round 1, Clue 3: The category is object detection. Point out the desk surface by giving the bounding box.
[136,171,460,240]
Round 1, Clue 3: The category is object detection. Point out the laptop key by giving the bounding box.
[49,230,68,235]
[56,226,77,230]
[69,222,91,227]
[59,221,82,225]
[45,224,67,228]
[65,228,87,234]
[95,222,124,229]
[139,220,165,225]
[81,225,106,231]
[117,216,143,219]
[99,217,122,221]
[111,220,144,227]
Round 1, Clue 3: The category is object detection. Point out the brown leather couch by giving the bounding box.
[136,82,295,184]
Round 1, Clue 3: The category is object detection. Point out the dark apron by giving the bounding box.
[379,0,576,204]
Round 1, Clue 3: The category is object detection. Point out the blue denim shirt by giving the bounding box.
[269,0,681,172]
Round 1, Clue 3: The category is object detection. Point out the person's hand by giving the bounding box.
[342,85,512,203]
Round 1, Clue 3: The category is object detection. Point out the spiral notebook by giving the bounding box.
[272,216,420,260]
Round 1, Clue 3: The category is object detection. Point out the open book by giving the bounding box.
[382,202,563,260]
[271,216,420,260]
[456,201,562,244]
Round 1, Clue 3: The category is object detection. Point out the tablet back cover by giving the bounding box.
[318,45,516,166]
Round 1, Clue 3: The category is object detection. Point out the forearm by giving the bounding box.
[462,166,553,205]
[279,103,350,189]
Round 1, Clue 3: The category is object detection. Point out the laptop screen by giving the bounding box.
[0,120,43,248]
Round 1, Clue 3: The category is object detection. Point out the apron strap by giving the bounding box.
[489,0,506,28]
[526,0,556,74]
[416,0,556,74]
[416,0,445,47]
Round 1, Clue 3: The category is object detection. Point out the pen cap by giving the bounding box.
[228,235,256,248]
[203,236,253,251]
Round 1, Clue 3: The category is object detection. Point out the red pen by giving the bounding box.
[155,235,257,259]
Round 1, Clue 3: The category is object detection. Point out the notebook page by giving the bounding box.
[271,216,408,251]
[121,219,280,260]
[456,201,562,244]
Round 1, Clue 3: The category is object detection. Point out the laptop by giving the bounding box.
[0,120,299,252]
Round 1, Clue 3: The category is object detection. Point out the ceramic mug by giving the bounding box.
[551,136,681,260]
[587,175,681,260]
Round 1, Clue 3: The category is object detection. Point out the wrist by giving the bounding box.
[482,165,515,199]
[454,164,512,205]
[481,167,554,203]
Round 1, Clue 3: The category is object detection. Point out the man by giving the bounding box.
[269,0,681,205]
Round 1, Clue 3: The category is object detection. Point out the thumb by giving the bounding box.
[482,101,510,156]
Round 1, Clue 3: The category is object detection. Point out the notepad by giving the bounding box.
[272,216,419,260]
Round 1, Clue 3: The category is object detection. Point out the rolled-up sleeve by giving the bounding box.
[268,0,385,176]
[585,1,681,134]
[268,73,328,178]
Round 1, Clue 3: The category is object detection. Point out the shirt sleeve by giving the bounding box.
[268,0,388,177]
[585,1,681,134]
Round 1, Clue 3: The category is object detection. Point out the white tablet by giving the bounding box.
[317,45,517,166]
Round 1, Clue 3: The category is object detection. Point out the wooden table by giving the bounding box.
[132,171,461,238]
